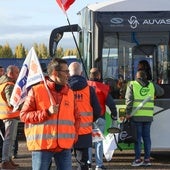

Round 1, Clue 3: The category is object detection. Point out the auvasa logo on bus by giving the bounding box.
[128,16,170,29]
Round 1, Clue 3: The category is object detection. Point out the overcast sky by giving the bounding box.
[0,0,104,51]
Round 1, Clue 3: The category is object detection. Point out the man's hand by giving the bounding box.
[48,104,59,115]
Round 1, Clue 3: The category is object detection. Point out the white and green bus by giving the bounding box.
[49,0,170,152]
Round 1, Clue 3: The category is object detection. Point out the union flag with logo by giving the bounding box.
[10,47,45,111]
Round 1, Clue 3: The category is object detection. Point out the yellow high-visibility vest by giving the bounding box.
[131,81,155,117]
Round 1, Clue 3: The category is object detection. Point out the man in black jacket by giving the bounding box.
[68,62,101,170]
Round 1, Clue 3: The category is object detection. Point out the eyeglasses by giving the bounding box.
[57,70,70,74]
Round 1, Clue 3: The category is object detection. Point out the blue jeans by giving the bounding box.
[32,149,72,170]
[88,118,106,167]
[133,122,152,160]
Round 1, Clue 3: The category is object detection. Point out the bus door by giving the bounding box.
[132,44,157,80]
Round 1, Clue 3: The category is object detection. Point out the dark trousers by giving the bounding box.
[13,138,18,155]
[0,120,18,157]
[0,120,5,157]
[74,148,89,170]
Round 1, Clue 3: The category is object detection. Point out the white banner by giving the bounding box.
[10,47,45,111]
[103,133,119,161]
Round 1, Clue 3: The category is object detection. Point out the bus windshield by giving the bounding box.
[102,32,170,85]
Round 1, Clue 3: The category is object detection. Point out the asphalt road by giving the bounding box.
[12,141,170,170]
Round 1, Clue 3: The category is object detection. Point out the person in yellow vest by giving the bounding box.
[125,70,164,167]
[0,65,20,170]
[20,58,81,170]
[68,62,101,170]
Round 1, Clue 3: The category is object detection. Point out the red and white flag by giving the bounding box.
[56,0,75,11]
[10,47,45,111]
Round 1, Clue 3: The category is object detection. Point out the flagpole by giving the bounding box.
[61,6,89,79]
[41,74,56,105]
[30,48,56,106]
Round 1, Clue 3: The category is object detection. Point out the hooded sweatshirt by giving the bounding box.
[68,75,101,148]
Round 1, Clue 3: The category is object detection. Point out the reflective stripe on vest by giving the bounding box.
[74,86,93,135]
[0,82,20,119]
[131,81,155,117]
[24,83,76,151]
[26,119,75,141]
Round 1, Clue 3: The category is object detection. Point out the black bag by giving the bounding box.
[118,119,137,144]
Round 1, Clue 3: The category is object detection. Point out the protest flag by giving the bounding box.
[10,47,54,111]
[56,0,75,11]
[55,0,88,78]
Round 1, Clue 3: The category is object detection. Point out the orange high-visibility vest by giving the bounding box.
[88,81,109,116]
[24,83,76,151]
[0,82,20,119]
[74,86,93,135]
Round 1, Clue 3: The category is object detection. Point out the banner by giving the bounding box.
[10,47,45,111]
[56,0,75,11]
[103,133,119,161]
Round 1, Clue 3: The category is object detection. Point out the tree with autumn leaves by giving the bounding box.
[0,43,77,58]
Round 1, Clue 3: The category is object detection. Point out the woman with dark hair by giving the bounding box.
[125,70,164,167]
[138,60,152,80]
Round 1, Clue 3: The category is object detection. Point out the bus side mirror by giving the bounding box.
[49,24,81,57]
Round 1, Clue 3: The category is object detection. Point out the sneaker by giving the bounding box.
[95,165,107,170]
[1,161,17,170]
[143,159,151,166]
[131,159,143,167]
